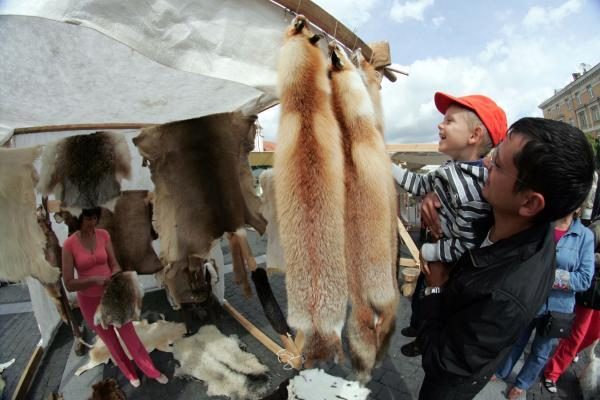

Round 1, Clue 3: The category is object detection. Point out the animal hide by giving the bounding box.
[133,113,266,296]
[275,15,347,365]
[0,358,15,398]
[259,169,286,273]
[173,325,269,400]
[0,147,60,284]
[89,378,126,400]
[94,271,143,329]
[330,43,399,382]
[75,319,186,376]
[352,49,385,137]
[158,256,214,310]
[287,369,370,400]
[38,131,131,211]
[581,339,599,400]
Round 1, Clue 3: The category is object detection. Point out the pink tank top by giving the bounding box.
[64,229,112,297]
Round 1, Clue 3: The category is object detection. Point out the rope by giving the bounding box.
[276,348,304,370]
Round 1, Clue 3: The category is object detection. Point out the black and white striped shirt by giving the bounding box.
[392,160,490,263]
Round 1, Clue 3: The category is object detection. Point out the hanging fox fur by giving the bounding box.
[275,15,347,364]
[352,49,385,137]
[0,147,59,284]
[173,325,270,400]
[329,43,399,382]
[76,319,186,376]
[259,169,286,273]
[93,271,143,329]
[38,131,131,211]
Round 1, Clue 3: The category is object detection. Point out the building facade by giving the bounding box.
[539,62,600,137]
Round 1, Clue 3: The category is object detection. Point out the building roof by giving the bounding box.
[539,62,600,109]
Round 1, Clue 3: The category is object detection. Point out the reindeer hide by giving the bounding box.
[38,131,131,210]
[330,43,399,382]
[173,325,269,400]
[0,147,59,284]
[275,16,347,364]
[259,169,286,273]
[287,368,370,400]
[94,271,143,329]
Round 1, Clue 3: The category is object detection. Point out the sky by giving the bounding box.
[259,0,600,144]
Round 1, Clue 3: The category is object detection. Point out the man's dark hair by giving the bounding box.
[510,117,594,223]
[78,207,102,224]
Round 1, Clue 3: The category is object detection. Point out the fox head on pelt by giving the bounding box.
[328,42,353,74]
[351,48,383,89]
[286,15,322,45]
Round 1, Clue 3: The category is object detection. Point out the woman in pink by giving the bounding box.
[62,207,167,388]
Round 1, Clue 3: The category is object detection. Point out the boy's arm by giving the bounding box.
[391,163,435,196]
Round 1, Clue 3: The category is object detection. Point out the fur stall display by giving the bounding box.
[329,42,399,381]
[37,131,131,211]
[0,147,60,284]
[173,325,269,400]
[274,15,347,365]
[93,271,143,329]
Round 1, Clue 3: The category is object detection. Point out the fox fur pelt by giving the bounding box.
[89,378,126,400]
[259,169,286,273]
[94,271,143,329]
[275,15,347,365]
[75,319,186,376]
[38,131,131,211]
[173,325,269,400]
[352,49,385,136]
[133,113,265,284]
[330,43,399,381]
[0,147,59,284]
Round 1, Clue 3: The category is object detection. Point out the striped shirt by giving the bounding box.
[392,160,490,263]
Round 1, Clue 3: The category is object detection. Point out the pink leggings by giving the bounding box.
[77,294,161,381]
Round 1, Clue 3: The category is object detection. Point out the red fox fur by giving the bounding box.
[352,49,385,137]
[275,16,347,365]
[329,43,399,381]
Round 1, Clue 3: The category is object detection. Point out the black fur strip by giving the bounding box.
[251,268,290,335]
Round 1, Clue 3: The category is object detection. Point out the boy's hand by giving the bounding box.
[421,192,442,239]
[423,260,450,287]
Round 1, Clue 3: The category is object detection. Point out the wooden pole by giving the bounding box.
[397,217,420,267]
[11,344,43,400]
[13,123,156,135]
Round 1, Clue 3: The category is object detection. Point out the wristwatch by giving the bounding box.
[424,286,442,296]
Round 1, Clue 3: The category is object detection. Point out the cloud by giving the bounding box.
[523,0,583,29]
[390,0,435,23]
[432,16,445,27]
[312,0,380,28]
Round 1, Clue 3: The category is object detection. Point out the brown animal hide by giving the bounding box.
[38,131,131,210]
[159,256,214,309]
[275,16,347,364]
[89,378,126,400]
[330,43,399,382]
[133,112,265,294]
[94,271,143,329]
[0,147,59,284]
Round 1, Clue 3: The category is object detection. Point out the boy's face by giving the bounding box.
[437,105,472,160]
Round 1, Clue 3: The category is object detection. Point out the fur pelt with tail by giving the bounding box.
[173,325,269,399]
[37,131,131,211]
[75,318,186,376]
[275,15,347,365]
[259,169,286,273]
[330,43,399,382]
[0,147,60,284]
[89,378,126,400]
[94,271,143,329]
[352,49,385,136]
[581,339,599,400]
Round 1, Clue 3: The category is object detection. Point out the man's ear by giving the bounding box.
[469,125,484,144]
[518,191,545,218]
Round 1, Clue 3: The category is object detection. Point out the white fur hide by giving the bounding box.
[288,369,370,400]
[172,325,269,399]
[259,169,286,273]
[580,339,599,400]
[0,147,59,283]
[75,319,186,376]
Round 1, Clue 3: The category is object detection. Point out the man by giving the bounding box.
[417,117,594,399]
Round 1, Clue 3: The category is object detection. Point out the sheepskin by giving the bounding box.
[94,271,143,329]
[37,131,131,211]
[287,368,370,400]
[173,325,269,399]
[259,169,286,273]
[0,146,59,284]
[75,319,186,376]
[275,15,347,365]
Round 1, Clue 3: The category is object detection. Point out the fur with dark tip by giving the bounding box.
[94,271,143,329]
[89,378,126,400]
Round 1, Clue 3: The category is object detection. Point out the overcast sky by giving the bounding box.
[259,0,600,144]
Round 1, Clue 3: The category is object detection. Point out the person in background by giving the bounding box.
[493,211,594,399]
[393,92,507,356]
[62,207,168,388]
[581,171,598,226]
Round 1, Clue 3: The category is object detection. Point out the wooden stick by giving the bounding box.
[11,344,43,400]
[397,217,420,266]
[399,258,419,268]
[222,301,302,369]
[13,123,157,135]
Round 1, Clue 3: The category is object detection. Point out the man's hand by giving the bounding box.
[421,192,442,239]
[423,260,450,287]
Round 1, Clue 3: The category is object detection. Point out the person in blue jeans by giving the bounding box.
[494,212,594,399]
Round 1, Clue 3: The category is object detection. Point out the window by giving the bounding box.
[575,91,582,105]
[569,118,575,126]
[555,104,559,111]
[591,105,600,122]
[587,84,594,98]
[578,110,588,129]
[546,108,551,116]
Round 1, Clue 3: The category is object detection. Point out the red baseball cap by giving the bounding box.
[434,92,508,146]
